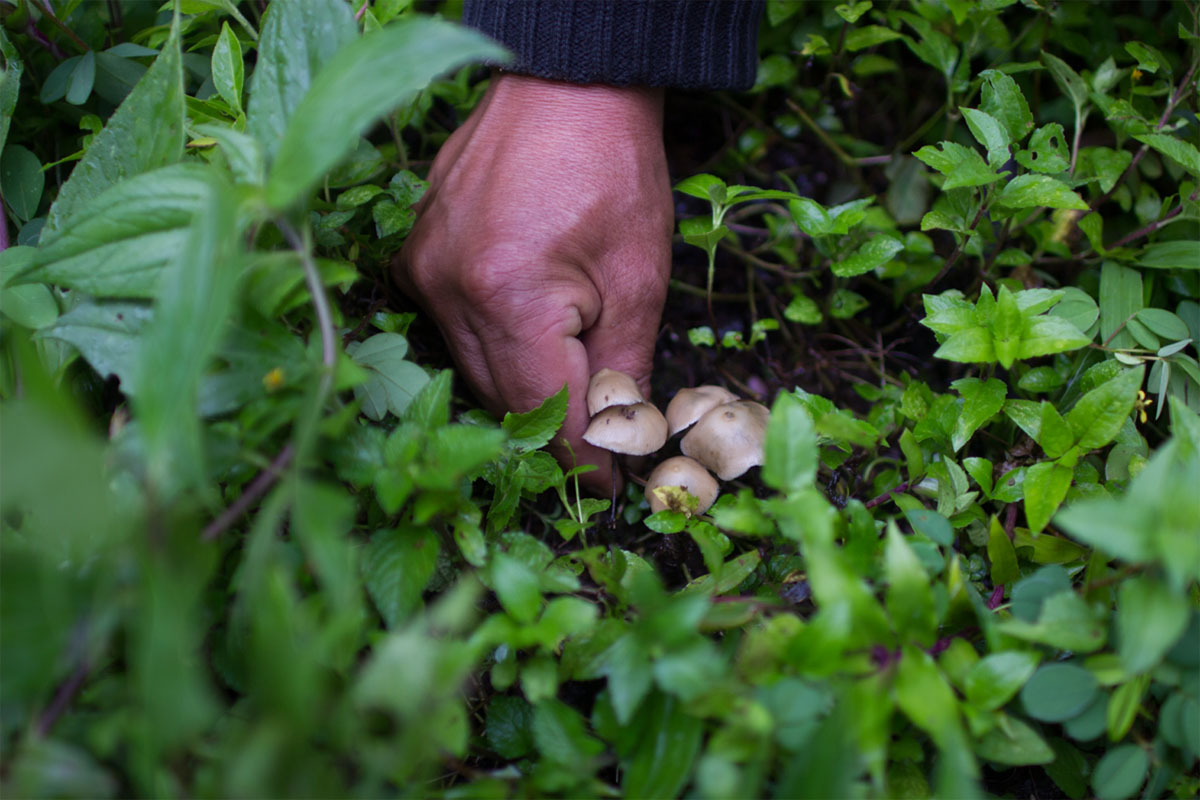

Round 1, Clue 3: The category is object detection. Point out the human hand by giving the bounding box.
[393,74,673,494]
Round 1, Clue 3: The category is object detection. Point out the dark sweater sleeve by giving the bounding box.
[460,1,764,91]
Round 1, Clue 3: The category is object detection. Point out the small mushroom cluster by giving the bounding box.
[581,368,768,517]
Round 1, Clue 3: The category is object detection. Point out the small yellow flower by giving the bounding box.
[1134,389,1151,424]
[1132,68,1143,82]
[263,367,285,392]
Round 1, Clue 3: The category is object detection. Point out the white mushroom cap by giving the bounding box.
[586,368,643,416]
[582,402,668,456]
[665,385,740,436]
[644,456,719,515]
[680,400,769,480]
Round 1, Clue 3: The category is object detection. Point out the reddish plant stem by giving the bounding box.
[36,658,90,736]
[1105,188,1198,250]
[864,481,912,509]
[202,444,294,540]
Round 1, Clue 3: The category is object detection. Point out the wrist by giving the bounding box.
[486,73,665,134]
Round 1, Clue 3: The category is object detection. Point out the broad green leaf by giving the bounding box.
[36,301,151,386]
[834,1,872,23]
[1135,308,1190,341]
[1091,744,1148,800]
[1099,262,1143,349]
[1037,401,1073,459]
[1009,567,1075,622]
[211,22,244,114]
[192,124,265,185]
[1065,366,1143,450]
[502,383,568,453]
[993,284,1023,368]
[601,634,654,725]
[485,695,534,759]
[1016,123,1069,174]
[1020,663,1097,722]
[0,28,22,155]
[996,174,1087,210]
[979,69,1034,143]
[1124,41,1168,75]
[1117,576,1189,675]
[246,0,357,161]
[23,163,215,297]
[763,391,817,492]
[364,525,446,633]
[845,25,903,51]
[0,144,43,223]
[65,50,95,105]
[1042,52,1088,113]
[965,651,1039,710]
[266,17,507,209]
[129,175,238,493]
[934,327,995,363]
[998,590,1107,652]
[986,517,1020,586]
[904,508,953,546]
[884,522,937,645]
[1018,315,1092,361]
[1133,133,1200,177]
[1138,240,1200,270]
[490,551,542,624]
[44,21,184,237]
[674,173,726,204]
[950,377,1006,451]
[533,698,604,769]
[893,646,965,750]
[960,107,1010,167]
[347,332,430,420]
[1050,286,1099,335]
[974,715,1054,765]
[913,141,1001,189]
[833,235,904,277]
[1023,460,1072,534]
[1084,146,1133,193]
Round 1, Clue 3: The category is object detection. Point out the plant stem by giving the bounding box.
[36,0,90,52]
[669,279,748,303]
[928,199,990,288]
[36,657,90,736]
[202,445,295,540]
[1105,187,1198,250]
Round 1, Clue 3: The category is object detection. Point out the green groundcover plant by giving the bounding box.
[1,0,1198,797]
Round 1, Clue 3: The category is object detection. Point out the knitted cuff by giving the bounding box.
[461,0,764,91]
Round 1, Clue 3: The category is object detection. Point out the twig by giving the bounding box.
[1104,188,1198,250]
[928,200,990,288]
[202,444,295,540]
[36,658,90,736]
[864,480,912,509]
[35,0,90,52]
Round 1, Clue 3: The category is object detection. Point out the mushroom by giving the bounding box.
[583,402,668,456]
[665,385,739,436]
[644,456,719,515]
[680,400,769,480]
[586,368,643,416]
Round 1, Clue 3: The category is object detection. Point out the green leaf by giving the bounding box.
[1117,576,1189,675]
[0,29,23,156]
[845,25,903,52]
[347,333,430,420]
[1018,314,1092,361]
[832,235,904,277]
[913,141,1002,189]
[834,0,872,23]
[986,518,1020,586]
[1049,286,1099,336]
[362,525,438,627]
[904,508,953,546]
[533,698,603,770]
[502,383,568,453]
[1010,565,1071,621]
[1099,262,1143,349]
[935,327,996,363]
[192,124,265,185]
[44,21,184,237]
[1138,240,1200,270]
[485,695,534,759]
[1124,41,1168,75]
[884,522,937,645]
[893,646,966,751]
[1020,663,1098,722]
[950,377,1006,451]
[36,301,151,386]
[974,715,1054,765]
[246,0,358,162]
[129,175,238,493]
[601,634,654,726]
[996,174,1088,210]
[965,651,1039,711]
[24,163,215,297]
[763,391,817,492]
[211,22,244,114]
[1132,133,1200,177]
[998,590,1107,652]
[960,107,1011,167]
[1042,52,1088,113]
[1023,461,1072,534]
[1065,366,1143,451]
[490,551,542,624]
[1135,308,1190,341]
[0,144,43,223]
[1091,744,1148,800]
[979,69,1034,144]
[674,173,726,204]
[266,17,507,209]
[1036,401,1073,459]
[1016,123,1069,174]
[65,50,95,106]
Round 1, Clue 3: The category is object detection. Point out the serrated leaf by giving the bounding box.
[1132,133,1200,177]
[961,107,1011,167]
[348,332,430,420]
[950,377,1006,451]
[914,141,1002,189]
[980,69,1034,143]
[833,235,904,277]
[502,383,567,453]
[1042,52,1088,112]
[1016,123,1069,174]
[43,22,184,236]
[1066,366,1144,450]
[1024,460,1072,534]
[266,18,506,209]
[997,174,1087,210]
